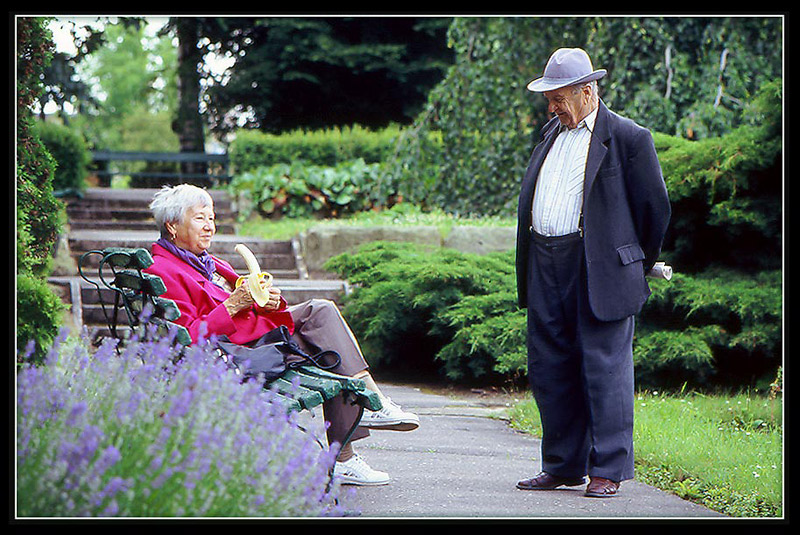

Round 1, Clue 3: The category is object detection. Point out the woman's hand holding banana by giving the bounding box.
[223,244,282,317]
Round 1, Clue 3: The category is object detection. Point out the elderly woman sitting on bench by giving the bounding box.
[144,184,419,486]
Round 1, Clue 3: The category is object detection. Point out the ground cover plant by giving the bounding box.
[16,326,345,518]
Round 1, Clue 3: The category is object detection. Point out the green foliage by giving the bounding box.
[325,242,521,381]
[229,124,401,173]
[32,120,91,193]
[386,17,782,218]
[17,17,65,359]
[436,305,527,381]
[636,270,782,389]
[66,20,177,151]
[228,126,404,219]
[326,241,780,388]
[16,274,66,365]
[586,17,782,140]
[655,80,782,272]
[229,158,393,220]
[16,132,63,276]
[18,17,56,110]
[386,17,569,216]
[17,17,64,276]
[205,17,452,134]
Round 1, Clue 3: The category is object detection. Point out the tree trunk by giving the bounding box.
[172,17,207,185]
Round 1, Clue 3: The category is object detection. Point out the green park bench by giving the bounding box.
[77,246,382,452]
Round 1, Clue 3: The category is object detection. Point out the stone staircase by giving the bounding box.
[50,187,349,341]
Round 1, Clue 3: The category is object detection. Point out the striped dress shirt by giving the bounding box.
[531,107,598,237]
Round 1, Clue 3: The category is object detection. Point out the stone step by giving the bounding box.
[70,187,233,208]
[65,187,235,223]
[68,219,237,233]
[66,205,234,222]
[69,231,302,278]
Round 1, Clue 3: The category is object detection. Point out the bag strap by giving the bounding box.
[216,326,343,372]
[284,341,342,371]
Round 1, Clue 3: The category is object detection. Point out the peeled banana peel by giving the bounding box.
[234,243,273,307]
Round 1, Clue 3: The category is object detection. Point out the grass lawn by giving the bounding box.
[508,389,783,518]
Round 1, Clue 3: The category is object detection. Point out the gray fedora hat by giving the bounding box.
[527,47,606,92]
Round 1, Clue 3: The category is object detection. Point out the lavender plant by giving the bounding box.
[16,327,345,517]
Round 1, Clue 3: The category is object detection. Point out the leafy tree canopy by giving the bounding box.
[386,16,783,217]
[203,17,453,134]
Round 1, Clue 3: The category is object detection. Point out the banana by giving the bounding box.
[234,243,273,307]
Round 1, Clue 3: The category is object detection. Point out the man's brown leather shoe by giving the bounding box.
[516,471,586,491]
[584,477,620,497]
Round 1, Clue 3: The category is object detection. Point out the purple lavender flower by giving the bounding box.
[17,333,344,517]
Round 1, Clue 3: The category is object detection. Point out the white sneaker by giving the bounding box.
[333,454,390,486]
[359,397,420,431]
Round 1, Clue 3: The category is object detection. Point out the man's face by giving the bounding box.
[543,84,592,129]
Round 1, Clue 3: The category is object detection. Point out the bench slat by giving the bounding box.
[126,294,182,321]
[271,377,325,410]
[291,366,383,411]
[102,247,154,270]
[350,389,382,412]
[147,317,193,347]
[113,270,167,296]
[282,369,343,399]
[294,366,366,391]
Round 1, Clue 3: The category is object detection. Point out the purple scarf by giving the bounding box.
[156,238,217,281]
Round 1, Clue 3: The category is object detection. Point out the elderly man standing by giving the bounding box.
[514,48,671,497]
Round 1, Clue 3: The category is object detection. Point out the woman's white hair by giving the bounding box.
[149,184,214,237]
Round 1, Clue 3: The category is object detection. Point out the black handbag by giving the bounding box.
[216,325,342,383]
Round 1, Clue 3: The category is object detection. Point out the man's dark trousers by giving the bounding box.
[526,228,635,483]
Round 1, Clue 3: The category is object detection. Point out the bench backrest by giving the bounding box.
[78,247,191,346]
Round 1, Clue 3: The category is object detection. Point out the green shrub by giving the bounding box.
[32,120,91,193]
[16,273,66,365]
[385,17,781,220]
[325,241,781,389]
[229,158,395,220]
[636,270,782,389]
[229,124,401,173]
[325,242,524,382]
[16,17,64,355]
[17,114,64,278]
[17,17,63,276]
[653,87,782,273]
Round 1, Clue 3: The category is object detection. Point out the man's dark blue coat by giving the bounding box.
[515,100,671,322]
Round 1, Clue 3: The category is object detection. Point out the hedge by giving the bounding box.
[228,124,402,174]
[32,120,91,194]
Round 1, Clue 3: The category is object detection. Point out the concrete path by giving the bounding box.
[303,383,727,519]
